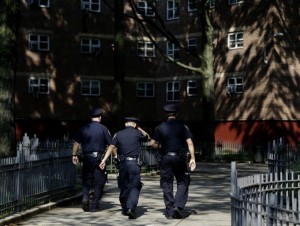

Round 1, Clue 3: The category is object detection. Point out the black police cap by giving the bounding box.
[124,117,140,123]
[163,103,179,113]
[90,108,103,117]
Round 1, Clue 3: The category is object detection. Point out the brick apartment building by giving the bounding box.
[15,0,300,146]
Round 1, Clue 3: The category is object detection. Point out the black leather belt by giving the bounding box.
[83,152,102,158]
[125,157,138,161]
[166,152,178,156]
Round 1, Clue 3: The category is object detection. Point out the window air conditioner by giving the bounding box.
[226,85,235,95]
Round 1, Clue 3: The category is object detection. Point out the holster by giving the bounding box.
[137,156,145,167]
[155,152,162,165]
[179,152,191,164]
[113,156,120,169]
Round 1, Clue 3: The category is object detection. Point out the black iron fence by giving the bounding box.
[0,134,77,219]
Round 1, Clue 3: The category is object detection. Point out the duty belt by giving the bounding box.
[83,152,102,158]
[125,157,138,161]
[166,152,178,156]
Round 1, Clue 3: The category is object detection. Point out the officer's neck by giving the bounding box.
[167,116,176,120]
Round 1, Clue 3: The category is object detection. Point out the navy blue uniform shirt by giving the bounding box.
[74,121,112,153]
[112,126,148,157]
[152,118,193,153]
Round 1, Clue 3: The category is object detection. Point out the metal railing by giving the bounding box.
[231,161,300,226]
[0,134,77,219]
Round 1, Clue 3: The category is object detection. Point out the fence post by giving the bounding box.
[16,134,30,212]
[231,161,238,226]
[267,192,277,226]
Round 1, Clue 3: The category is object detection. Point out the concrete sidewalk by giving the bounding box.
[2,162,268,226]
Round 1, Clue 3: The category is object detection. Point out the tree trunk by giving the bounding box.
[112,0,125,133]
[0,1,19,157]
[200,3,215,159]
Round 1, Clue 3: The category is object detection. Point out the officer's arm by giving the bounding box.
[99,144,116,169]
[186,138,196,171]
[137,127,151,141]
[72,142,80,165]
[149,139,160,149]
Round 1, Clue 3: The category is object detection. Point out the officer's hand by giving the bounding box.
[99,161,106,170]
[189,159,196,172]
[72,156,79,165]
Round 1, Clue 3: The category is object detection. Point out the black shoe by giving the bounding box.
[82,200,90,212]
[126,209,136,219]
[173,207,183,219]
[90,208,101,212]
[166,215,173,220]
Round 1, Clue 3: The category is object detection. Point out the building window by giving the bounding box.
[28,34,50,51]
[228,32,243,49]
[229,0,244,5]
[166,81,180,101]
[187,38,197,54]
[136,82,155,97]
[81,0,101,13]
[226,77,243,95]
[28,77,49,98]
[137,0,155,17]
[167,0,180,20]
[187,0,197,12]
[166,41,179,60]
[28,0,50,7]
[81,37,101,54]
[137,41,155,57]
[81,79,100,96]
[187,80,197,96]
[210,0,215,8]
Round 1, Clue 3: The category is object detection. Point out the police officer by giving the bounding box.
[100,117,150,219]
[72,108,113,212]
[149,103,196,219]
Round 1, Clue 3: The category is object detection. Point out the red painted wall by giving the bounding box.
[215,121,300,144]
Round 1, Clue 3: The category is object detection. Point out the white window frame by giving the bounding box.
[187,80,197,96]
[81,0,101,13]
[29,34,50,51]
[136,82,155,97]
[28,0,50,7]
[167,0,180,20]
[137,0,155,17]
[28,77,50,94]
[187,0,197,12]
[228,32,243,49]
[137,41,155,57]
[166,81,180,101]
[81,79,101,96]
[228,0,244,5]
[166,41,179,60]
[81,37,101,54]
[226,77,243,94]
[209,0,215,8]
[187,37,197,54]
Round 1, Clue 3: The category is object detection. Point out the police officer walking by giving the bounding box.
[100,117,150,219]
[72,108,113,212]
[149,103,196,219]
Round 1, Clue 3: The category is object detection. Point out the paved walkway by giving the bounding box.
[1,162,268,226]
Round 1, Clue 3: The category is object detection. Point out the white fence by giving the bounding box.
[231,162,300,226]
[0,134,77,219]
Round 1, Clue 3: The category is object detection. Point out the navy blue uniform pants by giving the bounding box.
[118,160,142,212]
[160,155,190,217]
[82,155,107,209]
